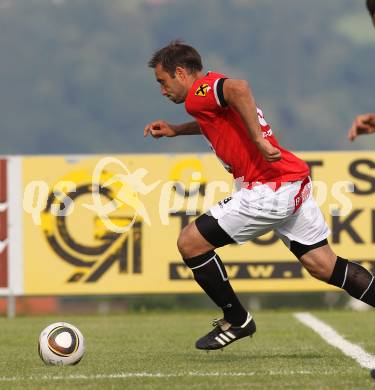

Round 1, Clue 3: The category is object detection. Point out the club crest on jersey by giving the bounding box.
[195,84,211,97]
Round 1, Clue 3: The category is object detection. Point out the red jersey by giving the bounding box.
[185,72,309,187]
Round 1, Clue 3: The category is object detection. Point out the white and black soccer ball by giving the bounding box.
[38,322,85,366]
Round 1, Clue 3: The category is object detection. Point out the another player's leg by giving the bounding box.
[177,214,255,350]
[291,241,374,307]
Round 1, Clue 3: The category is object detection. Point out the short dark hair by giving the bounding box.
[148,40,203,76]
[367,0,375,15]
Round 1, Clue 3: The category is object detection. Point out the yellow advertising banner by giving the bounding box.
[22,152,375,295]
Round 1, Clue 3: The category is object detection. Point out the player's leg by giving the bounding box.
[291,241,374,307]
[178,193,262,350]
[289,239,336,281]
[277,190,374,307]
[178,215,248,326]
[177,214,255,350]
[178,182,297,350]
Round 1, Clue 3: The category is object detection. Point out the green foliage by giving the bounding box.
[0,0,374,154]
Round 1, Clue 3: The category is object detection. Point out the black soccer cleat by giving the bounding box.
[195,313,256,350]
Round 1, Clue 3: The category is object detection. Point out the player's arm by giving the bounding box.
[348,113,375,141]
[144,120,201,138]
[222,79,281,162]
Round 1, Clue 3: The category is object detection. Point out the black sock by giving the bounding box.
[183,250,248,325]
[328,256,375,307]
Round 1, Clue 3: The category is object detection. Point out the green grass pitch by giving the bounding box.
[0,310,373,389]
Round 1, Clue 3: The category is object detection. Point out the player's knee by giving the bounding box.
[177,223,214,258]
[177,232,187,257]
[177,225,193,258]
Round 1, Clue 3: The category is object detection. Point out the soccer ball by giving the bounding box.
[38,322,85,366]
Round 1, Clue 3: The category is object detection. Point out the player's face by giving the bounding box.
[154,64,188,104]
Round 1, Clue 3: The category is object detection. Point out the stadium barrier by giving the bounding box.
[0,152,373,309]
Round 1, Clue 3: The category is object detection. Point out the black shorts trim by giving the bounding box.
[289,238,328,259]
[195,213,235,248]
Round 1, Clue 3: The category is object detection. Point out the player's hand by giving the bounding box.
[348,113,375,141]
[256,139,282,162]
[144,120,177,138]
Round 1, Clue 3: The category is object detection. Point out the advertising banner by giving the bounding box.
[22,152,375,294]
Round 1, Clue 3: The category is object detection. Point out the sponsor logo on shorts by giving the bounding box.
[218,196,232,208]
[294,178,311,213]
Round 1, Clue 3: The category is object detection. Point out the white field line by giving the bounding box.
[294,312,375,369]
[0,370,336,382]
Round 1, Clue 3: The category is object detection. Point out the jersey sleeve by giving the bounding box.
[186,75,229,117]
[213,78,228,107]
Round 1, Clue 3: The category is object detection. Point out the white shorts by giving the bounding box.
[209,178,330,248]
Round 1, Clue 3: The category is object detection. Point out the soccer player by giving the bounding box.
[145,41,375,350]
[347,0,375,141]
